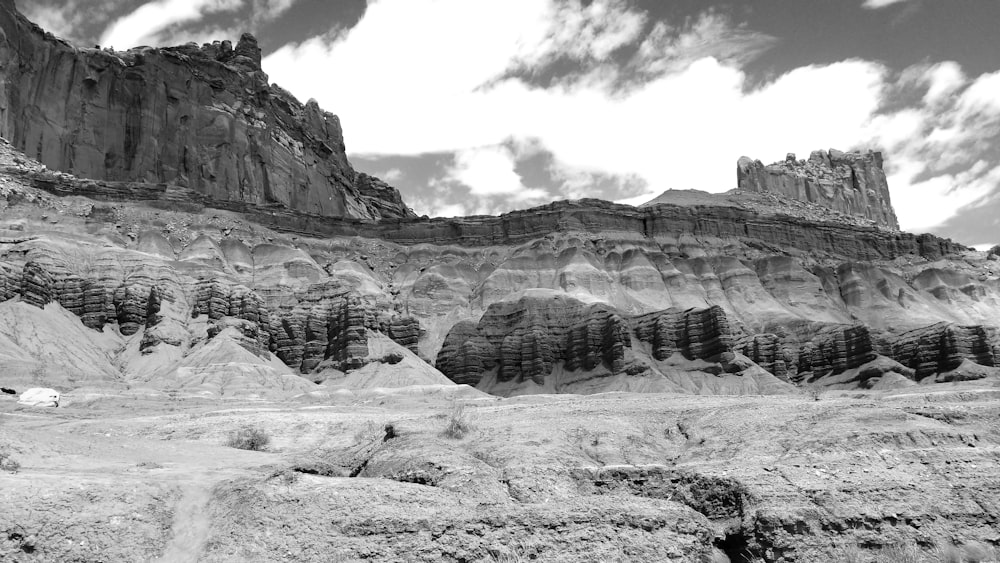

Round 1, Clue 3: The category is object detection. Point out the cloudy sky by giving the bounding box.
[21,0,1000,246]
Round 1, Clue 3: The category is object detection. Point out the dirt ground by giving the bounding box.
[2,381,999,562]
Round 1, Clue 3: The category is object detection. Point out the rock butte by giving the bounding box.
[1,2,999,562]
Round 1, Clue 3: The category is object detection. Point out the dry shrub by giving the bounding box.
[960,541,999,563]
[874,542,922,563]
[807,385,824,401]
[353,420,383,445]
[0,448,20,473]
[832,544,865,563]
[935,542,965,563]
[225,425,271,451]
[441,401,472,439]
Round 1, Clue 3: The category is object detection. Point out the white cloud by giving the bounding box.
[22,0,128,45]
[255,0,999,236]
[861,65,1000,233]
[888,161,996,233]
[96,0,301,49]
[100,0,244,48]
[251,0,297,23]
[510,0,647,69]
[264,2,883,204]
[922,61,966,106]
[21,3,81,41]
[861,0,914,9]
[445,146,527,198]
[381,168,403,182]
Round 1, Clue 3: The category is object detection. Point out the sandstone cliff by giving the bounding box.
[0,0,414,220]
[1,0,998,399]
[737,149,899,231]
[3,128,996,397]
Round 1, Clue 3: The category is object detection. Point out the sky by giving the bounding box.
[19,0,1000,247]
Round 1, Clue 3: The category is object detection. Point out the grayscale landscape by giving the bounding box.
[1,0,999,561]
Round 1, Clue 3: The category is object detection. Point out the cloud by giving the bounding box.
[416,144,550,216]
[863,65,1000,236]
[21,0,127,46]
[264,1,880,195]
[251,0,297,23]
[380,168,403,182]
[861,0,915,9]
[97,0,300,48]
[100,0,244,48]
[260,0,998,239]
[21,3,82,41]
[445,145,535,198]
[495,2,776,91]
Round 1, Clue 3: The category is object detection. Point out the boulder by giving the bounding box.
[18,387,60,407]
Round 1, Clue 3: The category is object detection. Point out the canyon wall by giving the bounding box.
[0,0,414,220]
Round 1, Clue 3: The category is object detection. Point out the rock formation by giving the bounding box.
[0,0,414,220]
[737,149,899,230]
[3,7,1000,563]
[632,306,734,363]
[435,292,633,387]
[0,0,998,399]
[892,322,997,380]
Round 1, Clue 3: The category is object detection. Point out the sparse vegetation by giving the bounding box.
[29,362,46,384]
[826,540,1000,563]
[0,447,20,473]
[353,420,384,445]
[380,352,404,365]
[441,401,472,439]
[225,425,271,451]
[934,541,1000,563]
[832,543,865,563]
[0,415,19,474]
[873,542,923,563]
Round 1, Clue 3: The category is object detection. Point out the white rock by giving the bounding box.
[18,387,60,407]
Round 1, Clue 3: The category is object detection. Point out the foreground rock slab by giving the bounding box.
[1,386,998,562]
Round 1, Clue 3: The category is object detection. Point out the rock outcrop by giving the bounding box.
[0,1,414,220]
[436,295,759,393]
[737,150,899,231]
[0,1,996,399]
[632,306,734,363]
[8,163,961,262]
[892,322,997,380]
[435,292,633,388]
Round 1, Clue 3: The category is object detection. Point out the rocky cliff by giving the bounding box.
[1,1,999,400]
[0,0,414,220]
[3,127,997,398]
[737,149,899,231]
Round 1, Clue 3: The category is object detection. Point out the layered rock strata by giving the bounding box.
[892,323,996,380]
[435,293,633,387]
[737,150,899,230]
[0,256,422,373]
[738,321,1000,384]
[0,0,414,220]
[10,164,963,261]
[436,296,750,390]
[632,306,734,362]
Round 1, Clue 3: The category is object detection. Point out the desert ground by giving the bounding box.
[3,380,999,562]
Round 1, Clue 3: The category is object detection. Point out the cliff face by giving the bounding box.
[0,0,414,219]
[737,149,899,231]
[2,0,999,399]
[2,129,994,397]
